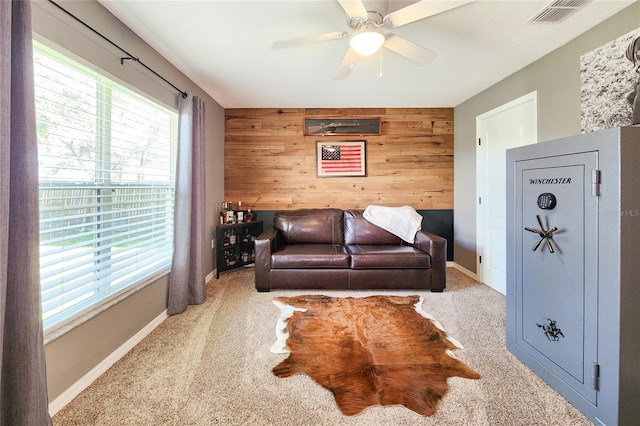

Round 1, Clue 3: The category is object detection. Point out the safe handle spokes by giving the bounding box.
[525,215,558,253]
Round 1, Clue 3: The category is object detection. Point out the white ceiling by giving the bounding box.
[98,0,636,108]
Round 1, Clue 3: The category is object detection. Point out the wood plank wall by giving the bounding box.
[224,108,453,211]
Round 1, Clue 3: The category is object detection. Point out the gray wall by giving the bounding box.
[453,3,640,273]
[33,0,225,403]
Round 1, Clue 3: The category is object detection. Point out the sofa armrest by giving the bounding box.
[413,231,447,291]
[254,227,279,291]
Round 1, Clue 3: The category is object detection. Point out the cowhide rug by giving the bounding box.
[270,295,480,416]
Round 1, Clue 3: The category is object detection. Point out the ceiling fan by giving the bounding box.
[271,0,474,79]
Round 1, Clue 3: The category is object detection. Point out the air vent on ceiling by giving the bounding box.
[528,0,591,24]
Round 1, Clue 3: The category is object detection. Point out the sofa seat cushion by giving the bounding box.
[346,245,431,269]
[271,244,350,269]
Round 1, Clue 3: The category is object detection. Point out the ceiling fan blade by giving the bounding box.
[337,0,368,20]
[271,31,348,49]
[334,48,355,80]
[383,34,436,65]
[384,0,474,28]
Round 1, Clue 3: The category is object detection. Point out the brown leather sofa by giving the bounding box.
[254,208,447,292]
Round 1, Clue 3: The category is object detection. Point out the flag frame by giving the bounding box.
[316,140,366,177]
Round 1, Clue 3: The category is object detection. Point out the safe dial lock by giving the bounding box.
[524,215,558,253]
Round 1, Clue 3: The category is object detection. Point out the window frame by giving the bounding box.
[33,37,179,343]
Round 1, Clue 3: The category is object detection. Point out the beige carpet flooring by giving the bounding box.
[52,267,592,425]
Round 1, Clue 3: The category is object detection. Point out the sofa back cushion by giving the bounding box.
[274,208,344,245]
[344,209,402,245]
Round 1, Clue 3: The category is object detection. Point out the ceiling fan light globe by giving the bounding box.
[349,30,385,56]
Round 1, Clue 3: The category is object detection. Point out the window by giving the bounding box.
[33,40,178,335]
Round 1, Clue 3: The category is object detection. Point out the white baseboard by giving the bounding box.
[48,309,169,416]
[447,261,478,281]
[206,270,215,283]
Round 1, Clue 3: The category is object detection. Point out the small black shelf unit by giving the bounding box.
[215,221,263,278]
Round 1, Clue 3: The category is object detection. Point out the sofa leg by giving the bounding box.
[430,288,444,293]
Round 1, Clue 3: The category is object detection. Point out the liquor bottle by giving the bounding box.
[223,231,230,247]
[219,202,226,225]
[227,201,234,224]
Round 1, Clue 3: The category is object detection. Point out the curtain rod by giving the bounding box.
[48,0,188,99]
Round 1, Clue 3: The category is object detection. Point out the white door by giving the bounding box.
[476,92,537,294]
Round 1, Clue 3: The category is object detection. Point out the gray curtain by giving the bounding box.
[1,1,53,424]
[168,95,206,315]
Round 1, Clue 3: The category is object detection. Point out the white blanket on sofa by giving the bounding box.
[363,205,423,244]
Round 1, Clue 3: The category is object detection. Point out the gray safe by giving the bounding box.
[506,126,640,426]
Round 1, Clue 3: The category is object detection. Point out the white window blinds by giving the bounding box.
[33,40,177,333]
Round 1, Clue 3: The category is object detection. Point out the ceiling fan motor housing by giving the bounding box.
[349,0,387,27]
[364,0,388,24]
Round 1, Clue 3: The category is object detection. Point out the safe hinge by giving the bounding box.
[479,255,482,264]
[591,362,600,390]
[592,170,601,196]
[479,196,482,205]
[478,138,482,146]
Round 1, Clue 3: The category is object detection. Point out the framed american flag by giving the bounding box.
[316,140,366,177]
